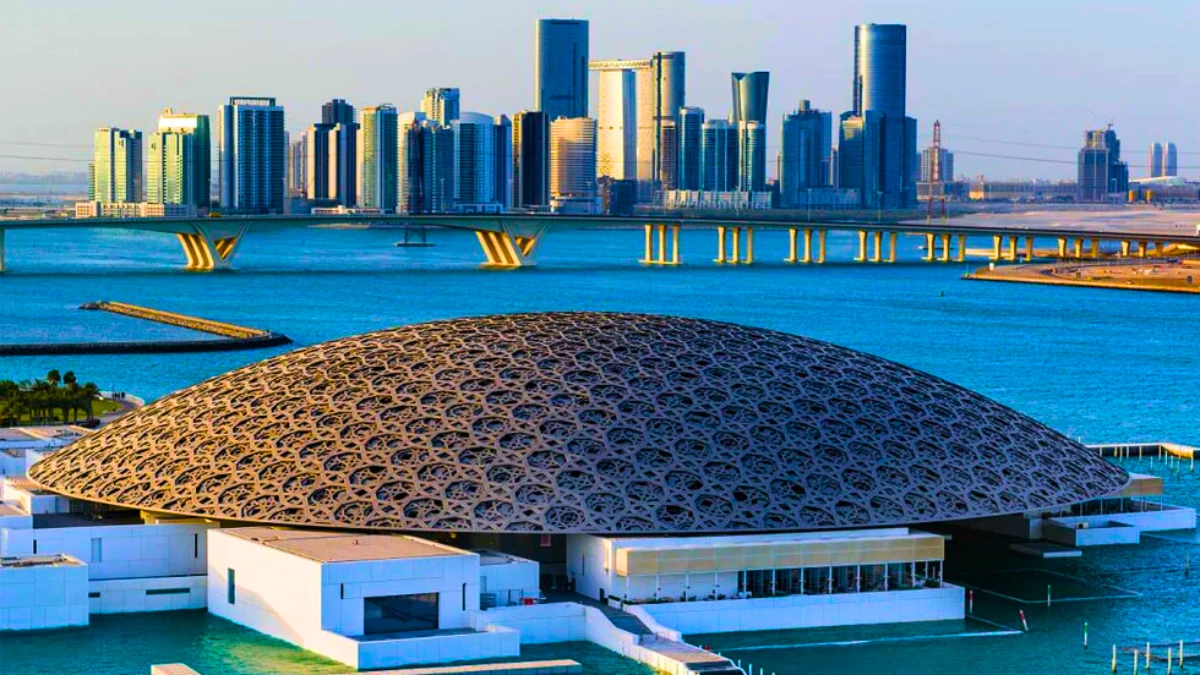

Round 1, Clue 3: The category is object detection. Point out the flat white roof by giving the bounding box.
[222,527,471,563]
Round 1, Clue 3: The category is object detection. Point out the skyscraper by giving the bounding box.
[494,115,513,211]
[839,24,918,209]
[286,134,306,196]
[146,109,210,208]
[397,112,428,213]
[1078,126,1128,202]
[701,120,738,192]
[550,117,597,210]
[1151,142,1178,178]
[218,96,285,213]
[360,105,398,212]
[91,127,143,204]
[731,72,769,192]
[596,68,637,180]
[451,112,497,211]
[650,52,686,193]
[421,124,456,213]
[536,19,589,120]
[512,111,550,209]
[319,99,358,207]
[659,119,679,190]
[1150,142,1164,179]
[1164,142,1178,177]
[420,88,461,126]
[677,107,705,191]
[778,101,832,207]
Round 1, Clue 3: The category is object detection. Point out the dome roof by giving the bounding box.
[29,313,1127,534]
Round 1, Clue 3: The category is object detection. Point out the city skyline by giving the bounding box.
[3,0,1199,180]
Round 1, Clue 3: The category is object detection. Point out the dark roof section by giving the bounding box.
[29,312,1128,534]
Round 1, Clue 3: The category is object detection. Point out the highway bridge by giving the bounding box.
[2,209,1199,271]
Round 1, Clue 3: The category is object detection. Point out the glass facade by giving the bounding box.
[677,107,705,191]
[361,105,398,212]
[512,111,550,208]
[536,19,589,120]
[779,101,832,206]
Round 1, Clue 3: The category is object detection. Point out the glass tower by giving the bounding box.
[677,107,705,191]
[512,111,550,209]
[536,19,589,120]
[361,105,398,212]
[91,128,143,204]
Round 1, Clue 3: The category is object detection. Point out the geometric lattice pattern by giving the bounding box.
[29,313,1129,534]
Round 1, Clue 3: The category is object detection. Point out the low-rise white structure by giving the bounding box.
[0,553,88,631]
[207,527,520,670]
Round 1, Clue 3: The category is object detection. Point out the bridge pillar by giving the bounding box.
[923,233,935,262]
[856,230,868,262]
[643,224,653,263]
[940,233,951,262]
[888,232,897,263]
[672,225,680,264]
[1007,235,1018,261]
[803,228,813,263]
[1058,237,1068,258]
[1091,238,1100,259]
[716,226,727,263]
[745,228,754,264]
[1025,236,1034,261]
[816,230,826,263]
[474,223,546,267]
[657,224,667,264]
[1073,237,1084,259]
[176,225,247,271]
[1137,240,1147,258]
[1155,241,1165,257]
[957,234,967,262]
[786,228,798,263]
[1120,241,1131,258]
[871,231,883,263]
[731,227,741,264]
[991,235,1002,261]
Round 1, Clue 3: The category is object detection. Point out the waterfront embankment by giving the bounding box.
[0,301,290,356]
[966,259,1200,295]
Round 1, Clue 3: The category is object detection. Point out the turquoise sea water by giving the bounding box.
[0,225,1197,674]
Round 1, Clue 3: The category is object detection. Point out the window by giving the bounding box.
[146,587,190,596]
[363,593,439,635]
[91,538,103,563]
[227,569,236,605]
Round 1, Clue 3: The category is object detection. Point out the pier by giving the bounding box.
[0,302,290,357]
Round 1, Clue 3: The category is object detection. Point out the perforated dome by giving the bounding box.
[29,312,1128,534]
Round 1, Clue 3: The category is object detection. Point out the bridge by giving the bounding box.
[2,209,1199,271]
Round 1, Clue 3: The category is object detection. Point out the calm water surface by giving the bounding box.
[0,225,1196,674]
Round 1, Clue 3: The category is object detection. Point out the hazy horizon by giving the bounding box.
[3,0,1198,181]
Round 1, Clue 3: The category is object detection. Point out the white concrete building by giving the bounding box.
[0,554,88,631]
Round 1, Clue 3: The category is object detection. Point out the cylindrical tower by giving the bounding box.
[853,24,907,118]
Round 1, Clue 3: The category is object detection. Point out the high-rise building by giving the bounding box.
[218,96,285,213]
[550,117,597,210]
[677,107,705,191]
[737,121,766,192]
[839,24,917,209]
[451,112,497,211]
[1150,143,1164,179]
[91,127,143,204]
[1078,126,1128,202]
[731,72,769,192]
[360,105,398,212]
[778,101,832,207]
[318,99,358,207]
[650,52,686,194]
[659,119,679,190]
[397,112,429,213]
[1150,142,1178,178]
[286,134,306,196]
[590,51,686,200]
[421,124,456,214]
[420,88,461,126]
[596,68,637,180]
[512,111,550,209]
[1164,142,1178,177]
[919,146,954,184]
[536,19,589,120]
[701,119,738,192]
[146,109,209,208]
[493,115,513,211]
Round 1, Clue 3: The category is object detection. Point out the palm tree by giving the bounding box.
[46,370,61,387]
[81,382,100,420]
[63,371,77,388]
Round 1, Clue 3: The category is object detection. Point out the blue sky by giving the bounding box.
[3,0,1198,179]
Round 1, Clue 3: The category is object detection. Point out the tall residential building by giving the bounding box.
[677,107,705,191]
[397,112,429,213]
[589,51,686,199]
[731,72,769,192]
[1078,126,1128,202]
[659,119,679,190]
[1150,143,1164,179]
[737,121,766,191]
[421,124,456,213]
[493,115,513,211]
[218,96,285,213]
[451,112,497,211]
[596,68,637,180]
[512,111,550,209]
[1164,142,1178,177]
[839,24,918,209]
[535,19,589,120]
[420,88,461,126]
[146,109,210,208]
[360,105,398,212]
[778,101,832,207]
[919,146,954,183]
[701,119,738,191]
[91,128,143,204]
[286,134,306,196]
[321,99,358,206]
[550,117,597,208]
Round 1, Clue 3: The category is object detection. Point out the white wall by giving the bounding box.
[638,585,965,634]
[479,556,540,607]
[0,557,89,630]
[473,603,588,643]
[566,534,612,602]
[3,521,212,580]
[90,575,206,614]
